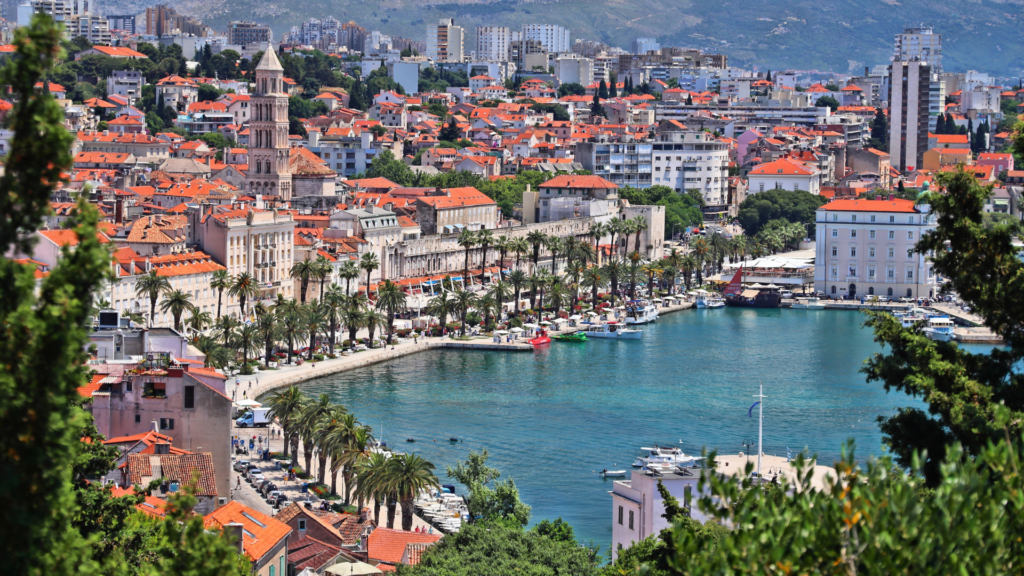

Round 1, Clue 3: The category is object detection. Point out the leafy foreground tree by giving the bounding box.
[398,519,599,576]
[446,449,531,526]
[0,15,247,576]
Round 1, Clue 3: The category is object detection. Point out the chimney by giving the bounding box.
[115,197,124,224]
[151,420,159,434]
[154,442,170,455]
[223,523,245,555]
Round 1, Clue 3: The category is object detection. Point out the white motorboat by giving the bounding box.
[893,308,928,328]
[584,322,642,339]
[791,297,826,310]
[923,317,955,341]
[695,291,725,309]
[624,299,659,325]
[599,469,627,477]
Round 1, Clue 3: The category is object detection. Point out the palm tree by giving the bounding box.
[508,270,527,313]
[314,255,333,302]
[632,216,649,255]
[323,285,346,354]
[256,312,279,368]
[322,412,358,496]
[564,260,586,309]
[339,261,360,296]
[709,233,729,274]
[266,386,306,463]
[302,305,328,359]
[680,254,698,291]
[511,237,529,271]
[608,219,625,259]
[375,280,407,343]
[487,280,512,314]
[564,236,594,266]
[662,265,679,295]
[364,309,387,345]
[292,397,319,475]
[291,259,317,305]
[690,237,710,285]
[546,235,565,274]
[452,289,477,336]
[641,262,663,295]
[298,394,340,483]
[120,308,145,326]
[210,270,231,319]
[627,253,643,299]
[135,271,170,326]
[476,229,494,283]
[588,222,605,265]
[360,252,380,297]
[279,311,306,365]
[527,273,546,311]
[526,230,547,272]
[425,291,454,329]
[354,452,390,524]
[158,289,196,333]
[193,335,230,369]
[477,293,498,328]
[545,279,569,315]
[342,295,367,343]
[457,228,476,287]
[583,266,607,307]
[338,423,374,505]
[234,323,260,368]
[494,235,511,276]
[229,272,261,317]
[185,310,212,335]
[386,453,440,531]
[213,315,238,349]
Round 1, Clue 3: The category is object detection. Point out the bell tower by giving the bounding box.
[245,49,292,200]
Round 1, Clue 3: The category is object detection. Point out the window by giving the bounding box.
[628,510,634,530]
[143,382,166,398]
[868,266,875,279]
[870,215,876,222]
[851,215,857,222]
[888,230,895,239]
[280,556,285,576]
[184,386,195,409]
[832,214,838,221]
[831,245,838,257]
[135,414,141,423]
[850,247,857,257]
[888,248,895,258]
[618,506,623,525]
[887,267,895,279]
[831,229,838,238]
[125,380,133,392]
[907,231,914,240]
[907,268,914,280]
[269,567,274,576]
[159,418,174,430]
[851,230,857,238]
[869,247,876,258]
[907,249,914,258]
[831,285,837,294]
[298,519,306,530]
[889,215,895,223]
[830,266,838,279]
[869,230,876,239]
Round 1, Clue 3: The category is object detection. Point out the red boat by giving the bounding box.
[528,329,552,346]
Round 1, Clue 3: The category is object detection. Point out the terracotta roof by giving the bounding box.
[127,214,187,244]
[290,536,341,571]
[38,229,111,246]
[124,452,218,496]
[415,187,496,209]
[539,174,618,189]
[289,147,336,176]
[749,158,816,176]
[929,133,970,144]
[77,372,106,397]
[87,45,148,58]
[74,151,133,164]
[822,199,918,213]
[368,527,440,565]
[206,501,291,561]
[109,486,169,518]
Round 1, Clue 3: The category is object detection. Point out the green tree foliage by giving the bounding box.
[398,520,598,576]
[814,95,840,111]
[418,67,469,94]
[288,95,329,119]
[868,107,888,151]
[439,117,461,142]
[366,149,414,184]
[0,15,248,576]
[446,449,531,526]
[736,189,826,236]
[197,83,220,102]
[530,103,570,121]
[598,80,609,99]
[557,82,585,97]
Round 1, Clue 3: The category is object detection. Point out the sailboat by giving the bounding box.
[723,267,782,308]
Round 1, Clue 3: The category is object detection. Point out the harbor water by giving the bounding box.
[298,307,971,550]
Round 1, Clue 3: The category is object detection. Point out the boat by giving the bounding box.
[722,267,782,308]
[527,328,552,346]
[624,299,659,324]
[553,332,587,342]
[406,438,415,443]
[922,317,955,341]
[792,297,826,310]
[583,322,642,339]
[599,469,627,477]
[893,308,928,328]
[694,291,725,309]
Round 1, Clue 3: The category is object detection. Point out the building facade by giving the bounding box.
[521,24,570,53]
[814,198,937,299]
[226,21,272,45]
[426,19,464,62]
[888,60,932,172]
[475,26,511,61]
[246,49,293,199]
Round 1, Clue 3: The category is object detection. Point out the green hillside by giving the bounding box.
[176,0,1024,76]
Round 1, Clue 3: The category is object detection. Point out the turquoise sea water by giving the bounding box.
[296,308,968,549]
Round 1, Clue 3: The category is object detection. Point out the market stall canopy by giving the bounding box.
[494,330,509,334]
[235,399,262,407]
[510,327,524,333]
[325,562,383,576]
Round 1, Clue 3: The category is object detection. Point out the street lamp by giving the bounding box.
[741,439,755,467]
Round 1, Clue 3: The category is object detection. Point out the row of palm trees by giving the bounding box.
[264,387,439,531]
[132,268,261,331]
[289,252,385,305]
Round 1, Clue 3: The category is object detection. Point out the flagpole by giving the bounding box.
[753,384,766,479]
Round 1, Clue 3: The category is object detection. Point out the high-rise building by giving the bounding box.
[631,38,660,54]
[339,21,366,52]
[475,26,511,61]
[426,18,464,62]
[24,0,110,43]
[107,14,137,34]
[895,25,942,70]
[521,24,569,53]
[226,21,272,46]
[144,4,211,37]
[246,49,292,200]
[888,60,932,172]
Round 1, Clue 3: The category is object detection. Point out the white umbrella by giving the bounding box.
[569,315,582,320]
[553,318,567,323]
[586,311,600,316]
[495,329,509,335]
[539,320,552,325]
[524,323,539,328]
[235,399,262,407]
[652,298,663,302]
[510,327,524,333]
[325,562,383,575]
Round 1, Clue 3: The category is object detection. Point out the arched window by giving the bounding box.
[831,286,836,294]
[906,288,913,298]
[265,161,271,174]
[887,287,893,296]
[868,287,874,295]
[255,162,261,174]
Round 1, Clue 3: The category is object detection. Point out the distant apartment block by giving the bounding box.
[226,21,272,46]
[426,18,464,62]
[521,24,570,53]
[476,26,511,61]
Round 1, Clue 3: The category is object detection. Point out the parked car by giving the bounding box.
[233,460,250,473]
[270,492,289,508]
[780,290,793,299]
[876,296,891,303]
[260,482,278,497]
[257,480,274,494]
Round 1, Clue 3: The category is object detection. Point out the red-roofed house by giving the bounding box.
[414,187,499,234]
[528,174,619,224]
[976,152,1014,174]
[205,501,291,575]
[78,46,149,59]
[815,198,936,299]
[367,527,441,571]
[747,158,821,195]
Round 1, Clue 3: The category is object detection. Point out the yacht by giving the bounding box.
[923,317,955,341]
[584,322,642,339]
[694,291,725,309]
[893,308,928,328]
[624,299,659,324]
[792,297,826,310]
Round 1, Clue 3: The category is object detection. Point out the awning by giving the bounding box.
[741,289,760,298]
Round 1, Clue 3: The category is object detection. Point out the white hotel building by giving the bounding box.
[814,198,937,299]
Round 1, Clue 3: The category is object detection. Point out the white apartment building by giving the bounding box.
[888,60,932,172]
[521,24,569,53]
[652,131,731,205]
[895,25,942,70]
[475,26,511,61]
[610,470,706,561]
[426,19,464,62]
[554,56,594,87]
[109,251,227,326]
[814,198,937,300]
[106,70,144,104]
[747,158,821,196]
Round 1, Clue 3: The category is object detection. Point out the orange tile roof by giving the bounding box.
[415,187,496,209]
[748,158,816,176]
[38,229,111,246]
[368,527,441,565]
[74,151,133,164]
[823,199,917,213]
[929,133,970,144]
[77,372,106,397]
[539,174,618,189]
[125,452,218,496]
[109,486,169,518]
[87,45,149,58]
[205,501,291,561]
